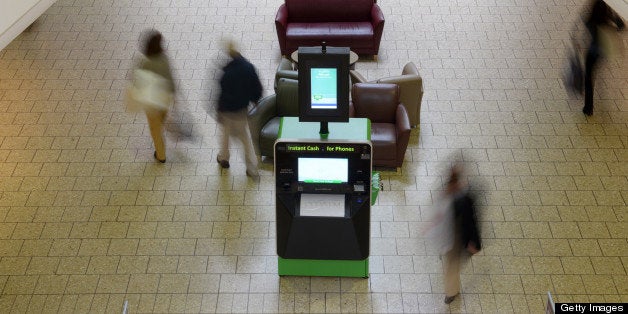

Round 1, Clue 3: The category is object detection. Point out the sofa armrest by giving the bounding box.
[371,4,385,53]
[275,4,289,55]
[248,94,277,155]
[350,70,368,85]
[395,104,411,167]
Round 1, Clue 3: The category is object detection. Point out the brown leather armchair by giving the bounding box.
[350,83,411,168]
[274,57,297,91]
[248,78,299,158]
[350,62,423,127]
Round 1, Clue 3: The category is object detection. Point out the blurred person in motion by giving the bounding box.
[136,31,176,162]
[215,40,262,177]
[426,164,481,304]
[582,0,624,116]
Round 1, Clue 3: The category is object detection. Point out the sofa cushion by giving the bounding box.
[370,123,396,162]
[260,117,282,156]
[286,0,373,23]
[286,22,373,47]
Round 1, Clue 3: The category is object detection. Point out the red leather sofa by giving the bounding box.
[275,0,385,56]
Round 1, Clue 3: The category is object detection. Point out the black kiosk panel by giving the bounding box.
[298,46,350,123]
[275,139,371,260]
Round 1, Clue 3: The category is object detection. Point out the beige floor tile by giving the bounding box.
[87,256,120,275]
[96,274,129,293]
[155,222,185,238]
[75,238,109,256]
[56,256,89,275]
[567,239,603,257]
[65,274,99,294]
[531,257,564,275]
[137,239,168,256]
[147,256,179,274]
[127,273,160,294]
[561,257,595,275]
[107,238,139,255]
[48,238,81,256]
[116,256,149,274]
[126,222,157,238]
[4,275,38,296]
[165,238,196,256]
[590,257,626,275]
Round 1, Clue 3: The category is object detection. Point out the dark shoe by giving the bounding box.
[217,157,230,168]
[154,151,166,163]
[444,294,458,304]
[582,107,593,116]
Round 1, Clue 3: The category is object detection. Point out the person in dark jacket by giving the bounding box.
[443,165,481,304]
[216,41,263,177]
[583,0,624,116]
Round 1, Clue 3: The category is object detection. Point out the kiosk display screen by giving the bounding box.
[298,157,348,183]
[310,68,337,109]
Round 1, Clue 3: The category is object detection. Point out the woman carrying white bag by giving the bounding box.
[126,31,175,163]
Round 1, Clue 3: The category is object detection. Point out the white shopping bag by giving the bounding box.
[125,69,173,112]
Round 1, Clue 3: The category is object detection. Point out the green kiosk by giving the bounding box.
[274,46,373,277]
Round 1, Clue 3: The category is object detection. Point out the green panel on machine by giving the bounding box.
[278,257,368,278]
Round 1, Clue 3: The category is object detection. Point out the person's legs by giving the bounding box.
[146,109,167,161]
[231,112,258,176]
[217,112,231,168]
[584,43,600,115]
[444,248,461,302]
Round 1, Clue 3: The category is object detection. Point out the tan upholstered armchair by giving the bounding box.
[350,83,411,168]
[350,62,423,127]
[248,78,299,158]
[274,57,297,91]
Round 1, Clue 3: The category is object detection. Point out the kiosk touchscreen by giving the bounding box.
[309,68,338,110]
[275,139,372,277]
[298,46,350,126]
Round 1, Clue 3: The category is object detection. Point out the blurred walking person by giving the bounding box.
[582,0,624,116]
[129,31,176,162]
[426,164,481,304]
[216,41,262,177]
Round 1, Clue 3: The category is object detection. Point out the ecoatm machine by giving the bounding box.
[274,139,372,277]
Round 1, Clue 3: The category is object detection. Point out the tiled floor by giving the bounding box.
[0,0,627,313]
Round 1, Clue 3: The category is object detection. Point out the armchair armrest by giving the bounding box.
[274,70,298,90]
[350,70,369,85]
[399,62,423,94]
[349,102,356,117]
[371,4,385,53]
[275,4,289,55]
[248,94,277,156]
[395,104,411,167]
[402,62,419,75]
[378,75,420,86]
[379,75,423,127]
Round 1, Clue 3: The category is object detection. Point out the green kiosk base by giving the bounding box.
[275,117,373,278]
[278,257,369,278]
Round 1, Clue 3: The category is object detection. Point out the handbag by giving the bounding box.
[125,68,173,112]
